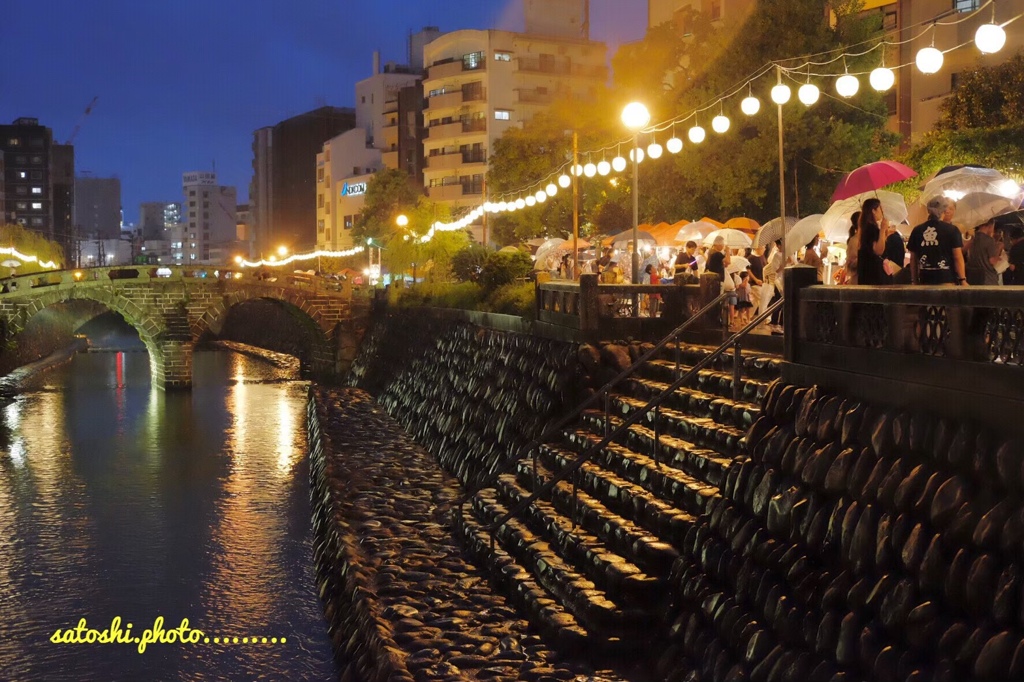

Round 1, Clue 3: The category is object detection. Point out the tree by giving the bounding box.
[0,223,65,274]
[938,52,1024,130]
[353,168,424,241]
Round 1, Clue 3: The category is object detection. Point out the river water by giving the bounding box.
[0,350,338,681]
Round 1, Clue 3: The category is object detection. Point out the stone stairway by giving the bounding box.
[453,341,782,669]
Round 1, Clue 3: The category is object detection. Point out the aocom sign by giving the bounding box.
[340,182,367,197]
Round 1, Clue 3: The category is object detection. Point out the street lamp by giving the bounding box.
[277,245,288,257]
[396,214,416,285]
[621,102,650,293]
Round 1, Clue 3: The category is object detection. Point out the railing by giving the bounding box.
[482,297,785,548]
[517,57,570,75]
[456,289,730,513]
[784,265,1024,407]
[536,273,723,337]
[0,265,355,298]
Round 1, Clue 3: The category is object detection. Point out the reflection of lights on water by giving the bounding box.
[277,397,293,474]
[9,439,25,467]
[4,401,26,466]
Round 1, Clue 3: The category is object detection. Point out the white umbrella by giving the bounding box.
[677,220,719,242]
[753,217,798,249]
[786,214,825,251]
[703,228,752,249]
[921,166,1023,205]
[952,192,1019,232]
[821,190,909,242]
[726,255,751,275]
[533,238,566,271]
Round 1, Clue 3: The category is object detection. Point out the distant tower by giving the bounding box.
[524,0,588,38]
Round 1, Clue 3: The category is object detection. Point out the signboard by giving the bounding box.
[340,181,367,197]
[182,171,217,187]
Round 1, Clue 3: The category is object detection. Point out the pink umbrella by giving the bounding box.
[831,160,917,202]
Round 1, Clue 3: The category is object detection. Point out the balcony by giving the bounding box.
[429,91,464,109]
[517,89,552,104]
[462,150,486,165]
[427,121,465,140]
[428,184,465,201]
[517,56,569,75]
[428,58,486,81]
[427,153,464,170]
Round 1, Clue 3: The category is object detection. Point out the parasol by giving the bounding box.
[951,193,1019,232]
[831,160,917,202]
[753,217,798,249]
[821,190,909,242]
[703,228,753,249]
[786,214,826,251]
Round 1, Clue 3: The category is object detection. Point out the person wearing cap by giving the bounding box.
[966,217,1003,285]
[908,196,967,286]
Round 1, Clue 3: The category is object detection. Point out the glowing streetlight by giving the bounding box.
[277,245,288,257]
[396,214,409,227]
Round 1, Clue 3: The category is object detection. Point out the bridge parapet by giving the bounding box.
[0,265,370,389]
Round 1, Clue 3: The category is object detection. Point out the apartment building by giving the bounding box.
[315,128,383,252]
[181,171,237,263]
[421,29,607,239]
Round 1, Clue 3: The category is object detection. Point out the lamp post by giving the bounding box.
[622,102,650,317]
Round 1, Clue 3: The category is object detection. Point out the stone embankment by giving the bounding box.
[208,340,300,373]
[309,387,626,682]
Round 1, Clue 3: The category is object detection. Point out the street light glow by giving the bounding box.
[277,245,288,256]
[621,102,650,130]
[396,214,409,227]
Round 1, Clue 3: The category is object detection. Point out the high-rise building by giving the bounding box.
[421,30,607,240]
[356,54,422,150]
[647,0,755,31]
[51,144,75,262]
[316,129,383,252]
[139,201,181,241]
[74,176,121,240]
[0,117,56,240]
[249,106,356,255]
[181,171,237,263]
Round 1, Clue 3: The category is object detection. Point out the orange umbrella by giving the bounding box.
[701,217,725,229]
[724,217,760,236]
[647,222,680,246]
[602,224,654,246]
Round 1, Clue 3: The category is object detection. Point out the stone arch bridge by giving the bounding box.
[0,265,371,388]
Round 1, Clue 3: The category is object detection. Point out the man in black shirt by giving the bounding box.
[907,196,967,286]
[1004,226,1024,285]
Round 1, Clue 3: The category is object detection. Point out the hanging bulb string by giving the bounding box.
[472,2,1021,208]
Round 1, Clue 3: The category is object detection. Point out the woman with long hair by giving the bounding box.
[857,198,892,285]
[844,211,861,284]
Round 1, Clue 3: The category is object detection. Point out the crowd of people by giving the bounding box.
[834,195,1024,287]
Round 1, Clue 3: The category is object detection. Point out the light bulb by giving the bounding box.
[597,160,611,175]
[612,156,627,172]
[976,23,1006,54]
[515,198,526,209]
[525,195,536,207]
[647,142,663,159]
[741,96,761,116]
[574,164,584,176]
[688,125,706,144]
[558,174,571,188]
[666,137,683,154]
[629,147,645,163]
[798,83,820,105]
[771,84,791,105]
[835,74,859,98]
[869,67,895,92]
[497,201,507,212]
[584,162,597,177]
[535,190,547,202]
[712,114,730,133]
[483,202,494,212]
[621,102,651,130]
[916,46,943,74]
[506,202,517,212]
[546,183,557,196]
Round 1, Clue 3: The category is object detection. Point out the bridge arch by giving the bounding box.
[2,287,189,386]
[193,288,336,377]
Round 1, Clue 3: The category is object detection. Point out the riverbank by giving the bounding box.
[308,387,630,682]
[207,339,301,373]
[0,337,88,400]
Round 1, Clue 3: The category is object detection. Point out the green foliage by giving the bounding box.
[479,250,533,291]
[394,281,485,310]
[353,168,424,241]
[485,282,536,319]
[451,244,489,283]
[938,52,1024,130]
[0,223,65,273]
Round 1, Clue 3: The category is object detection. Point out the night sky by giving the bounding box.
[1,0,646,225]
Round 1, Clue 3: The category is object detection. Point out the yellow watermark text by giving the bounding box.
[49,617,287,654]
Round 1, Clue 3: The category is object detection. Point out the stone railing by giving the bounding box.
[536,273,721,339]
[783,265,1024,428]
[0,265,355,298]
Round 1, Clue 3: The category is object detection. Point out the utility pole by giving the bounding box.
[572,130,580,279]
[482,177,488,249]
[776,64,787,259]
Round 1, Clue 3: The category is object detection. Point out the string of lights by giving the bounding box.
[0,246,60,270]
[236,245,365,269]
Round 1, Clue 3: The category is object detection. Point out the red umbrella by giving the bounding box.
[831,160,917,202]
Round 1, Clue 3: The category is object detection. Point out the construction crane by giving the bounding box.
[65,96,98,145]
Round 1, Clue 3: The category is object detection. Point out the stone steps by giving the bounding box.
[626,375,762,431]
[642,358,773,404]
[605,394,748,457]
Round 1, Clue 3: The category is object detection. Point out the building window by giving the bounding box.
[883,11,897,30]
[954,0,980,11]
[189,200,196,207]
[30,217,44,226]
[16,187,27,195]
[31,187,42,194]
[317,220,325,231]
[189,211,196,217]
[710,0,722,21]
[189,190,196,196]
[951,72,962,89]
[318,193,325,208]
[494,109,511,121]
[317,168,325,182]
[31,202,42,210]
[325,229,331,241]
[7,138,19,146]
[15,155,26,164]
[344,215,354,229]
[203,201,209,208]
[30,156,42,165]
[15,202,26,210]
[203,212,209,219]
[30,171,41,180]
[325,204,331,214]
[463,51,485,70]
[494,51,511,61]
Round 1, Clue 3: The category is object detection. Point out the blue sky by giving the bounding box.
[0,0,646,223]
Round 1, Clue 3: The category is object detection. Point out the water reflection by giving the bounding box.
[0,351,336,681]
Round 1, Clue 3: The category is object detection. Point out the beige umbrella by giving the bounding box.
[703,228,753,249]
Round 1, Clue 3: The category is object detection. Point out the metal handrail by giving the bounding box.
[482,297,785,545]
[456,290,731,507]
